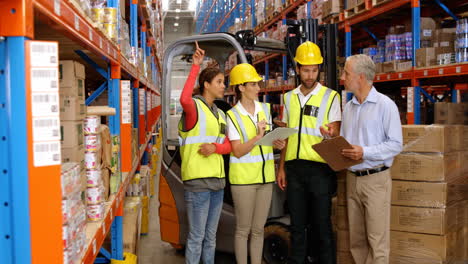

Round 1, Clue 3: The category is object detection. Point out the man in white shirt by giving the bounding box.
[277,41,341,264]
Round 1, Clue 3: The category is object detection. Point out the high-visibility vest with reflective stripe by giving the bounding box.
[227,102,275,185]
[178,98,227,182]
[283,85,338,163]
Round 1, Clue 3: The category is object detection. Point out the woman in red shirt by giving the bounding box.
[178,42,231,264]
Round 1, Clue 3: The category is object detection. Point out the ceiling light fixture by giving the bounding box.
[175,8,180,13]
[175,16,179,19]
[174,23,179,26]
[176,0,181,4]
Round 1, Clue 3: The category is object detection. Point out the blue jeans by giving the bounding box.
[184,189,224,264]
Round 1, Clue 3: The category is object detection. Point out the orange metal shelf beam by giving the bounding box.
[338,0,411,29]
[33,0,119,63]
[374,70,413,82]
[414,63,468,79]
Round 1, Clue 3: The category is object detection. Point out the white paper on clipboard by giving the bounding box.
[254,127,297,146]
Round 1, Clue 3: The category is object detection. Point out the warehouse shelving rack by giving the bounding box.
[196,0,468,124]
[338,0,468,124]
[0,0,162,263]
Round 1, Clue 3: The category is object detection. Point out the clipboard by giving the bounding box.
[312,136,363,171]
[254,127,298,146]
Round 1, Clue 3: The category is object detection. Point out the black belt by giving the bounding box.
[350,166,389,177]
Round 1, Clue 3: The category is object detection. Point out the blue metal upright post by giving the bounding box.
[0,36,32,264]
[412,0,421,124]
[251,0,256,27]
[111,215,124,260]
[345,24,352,57]
[130,3,138,49]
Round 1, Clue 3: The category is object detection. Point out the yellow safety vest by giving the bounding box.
[227,102,275,185]
[178,98,226,182]
[283,85,338,163]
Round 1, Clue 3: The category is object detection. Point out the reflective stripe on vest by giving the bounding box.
[227,102,275,185]
[284,86,337,163]
[178,98,226,181]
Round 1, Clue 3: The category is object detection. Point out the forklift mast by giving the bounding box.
[285,18,340,93]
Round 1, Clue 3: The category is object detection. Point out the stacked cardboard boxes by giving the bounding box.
[322,0,343,19]
[123,197,143,255]
[390,125,468,263]
[335,171,356,263]
[416,25,457,67]
[60,61,86,170]
[434,102,468,125]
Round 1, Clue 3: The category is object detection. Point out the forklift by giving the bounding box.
[158,19,339,263]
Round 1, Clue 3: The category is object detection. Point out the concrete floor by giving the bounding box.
[138,173,236,264]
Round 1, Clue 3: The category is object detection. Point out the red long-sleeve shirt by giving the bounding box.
[179,64,231,154]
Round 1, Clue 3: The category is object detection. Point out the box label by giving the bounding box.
[29,42,58,67]
[121,80,132,124]
[139,89,145,115]
[31,68,59,92]
[31,92,59,116]
[33,116,61,141]
[423,30,432,37]
[33,142,61,167]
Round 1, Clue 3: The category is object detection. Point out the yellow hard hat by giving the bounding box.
[229,63,263,86]
[294,41,323,65]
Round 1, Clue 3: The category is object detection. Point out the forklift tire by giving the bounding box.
[263,223,291,264]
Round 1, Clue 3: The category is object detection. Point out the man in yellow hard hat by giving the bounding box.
[277,41,341,264]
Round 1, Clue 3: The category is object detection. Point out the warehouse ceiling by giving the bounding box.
[163,0,197,48]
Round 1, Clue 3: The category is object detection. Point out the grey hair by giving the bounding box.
[346,54,376,84]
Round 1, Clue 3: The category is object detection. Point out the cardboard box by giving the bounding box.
[61,121,84,148]
[435,46,454,56]
[435,28,456,50]
[391,180,464,208]
[434,103,465,125]
[102,168,110,201]
[337,229,350,252]
[337,179,347,206]
[397,61,412,72]
[391,205,458,235]
[60,95,85,121]
[416,48,436,67]
[322,0,343,17]
[390,231,457,262]
[402,125,458,153]
[59,60,85,99]
[382,61,398,73]
[337,251,356,264]
[337,205,349,230]
[391,152,460,182]
[375,62,383,73]
[61,145,85,169]
[420,17,437,41]
[463,126,468,149]
[346,0,356,9]
[123,197,142,254]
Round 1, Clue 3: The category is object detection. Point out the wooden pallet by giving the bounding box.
[344,2,366,18]
[372,0,392,7]
[323,14,340,24]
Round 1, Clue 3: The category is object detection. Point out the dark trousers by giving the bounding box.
[285,160,336,264]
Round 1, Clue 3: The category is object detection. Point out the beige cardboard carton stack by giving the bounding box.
[335,171,356,264]
[60,61,86,169]
[123,197,143,255]
[434,102,468,125]
[390,125,468,263]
